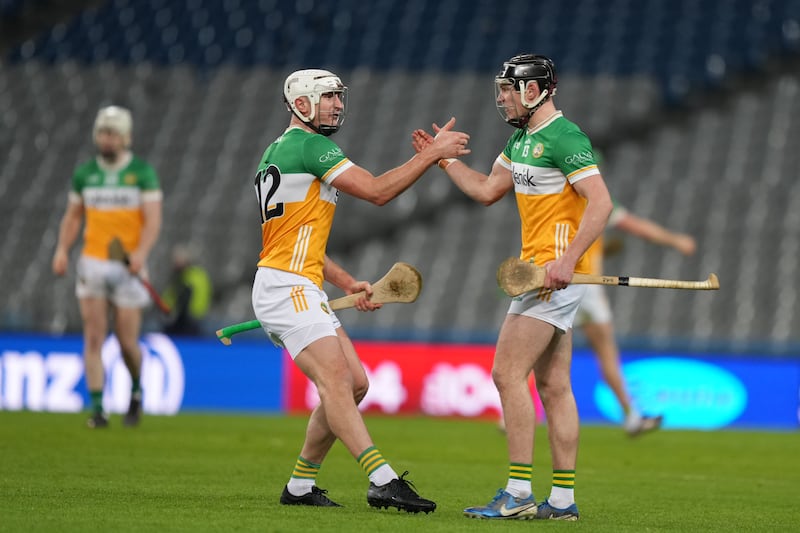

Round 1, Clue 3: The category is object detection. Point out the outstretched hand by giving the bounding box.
[411,117,469,160]
[433,117,455,137]
[52,249,68,276]
[411,128,433,154]
[674,234,697,256]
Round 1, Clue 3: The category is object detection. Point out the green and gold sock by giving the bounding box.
[89,390,103,415]
[552,469,575,489]
[357,446,387,476]
[505,462,533,498]
[549,469,576,508]
[286,456,320,495]
[357,446,397,486]
[291,456,321,481]
[509,462,533,482]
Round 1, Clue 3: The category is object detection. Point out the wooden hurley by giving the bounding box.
[496,256,720,297]
[216,262,423,345]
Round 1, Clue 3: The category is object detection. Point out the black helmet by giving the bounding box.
[495,54,558,128]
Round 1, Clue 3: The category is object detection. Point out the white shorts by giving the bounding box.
[574,284,613,327]
[75,256,150,308]
[508,284,587,333]
[251,267,342,359]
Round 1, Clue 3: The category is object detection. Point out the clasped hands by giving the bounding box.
[412,117,469,162]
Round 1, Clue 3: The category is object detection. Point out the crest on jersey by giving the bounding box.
[532,143,544,158]
[124,173,137,185]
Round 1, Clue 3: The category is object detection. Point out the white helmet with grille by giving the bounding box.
[93,105,132,144]
[283,69,347,136]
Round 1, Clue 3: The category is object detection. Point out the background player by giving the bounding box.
[52,105,163,428]
[576,202,696,435]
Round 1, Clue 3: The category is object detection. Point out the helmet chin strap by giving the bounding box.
[302,114,324,135]
[519,80,550,112]
[311,110,340,136]
[510,84,550,129]
[286,99,339,136]
[288,103,328,136]
[286,96,315,124]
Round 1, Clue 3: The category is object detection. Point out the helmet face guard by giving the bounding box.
[283,69,347,136]
[494,54,558,129]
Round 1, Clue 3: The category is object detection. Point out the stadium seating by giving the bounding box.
[9,0,799,88]
[1,0,799,352]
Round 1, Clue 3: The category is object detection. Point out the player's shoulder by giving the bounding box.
[551,114,589,137]
[73,158,99,175]
[125,155,160,190]
[298,128,342,151]
[276,127,343,157]
[128,154,156,172]
[70,160,97,190]
[550,115,594,153]
[293,128,346,165]
[279,126,330,146]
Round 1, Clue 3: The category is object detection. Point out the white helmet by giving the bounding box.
[93,105,132,144]
[283,69,347,136]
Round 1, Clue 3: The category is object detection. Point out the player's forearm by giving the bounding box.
[565,193,613,266]
[617,214,696,255]
[55,210,81,254]
[136,201,162,258]
[441,162,502,206]
[618,215,677,247]
[370,151,439,205]
[323,255,357,292]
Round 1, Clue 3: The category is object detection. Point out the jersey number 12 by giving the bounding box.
[254,164,285,223]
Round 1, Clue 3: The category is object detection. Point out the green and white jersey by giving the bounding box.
[496,111,600,273]
[254,126,354,288]
[70,152,161,259]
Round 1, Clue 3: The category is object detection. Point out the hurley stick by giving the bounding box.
[216,262,423,345]
[108,237,171,315]
[497,256,720,297]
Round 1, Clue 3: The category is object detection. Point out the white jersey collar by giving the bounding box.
[526,110,563,135]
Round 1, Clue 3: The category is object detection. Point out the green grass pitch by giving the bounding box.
[1,411,797,532]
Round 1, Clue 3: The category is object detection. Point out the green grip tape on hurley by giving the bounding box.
[216,319,261,346]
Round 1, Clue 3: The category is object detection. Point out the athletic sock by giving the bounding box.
[357,446,397,486]
[89,390,103,414]
[286,456,320,496]
[505,462,533,498]
[131,378,142,400]
[549,469,576,508]
[623,409,643,432]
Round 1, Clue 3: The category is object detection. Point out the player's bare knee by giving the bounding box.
[491,365,522,393]
[316,365,355,400]
[117,340,141,360]
[317,379,357,409]
[353,378,369,404]
[536,377,571,406]
[83,332,105,354]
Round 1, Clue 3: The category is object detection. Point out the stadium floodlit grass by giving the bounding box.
[1,411,797,532]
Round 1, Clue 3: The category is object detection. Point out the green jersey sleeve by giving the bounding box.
[137,162,161,191]
[552,130,598,181]
[71,161,94,194]
[301,134,349,181]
